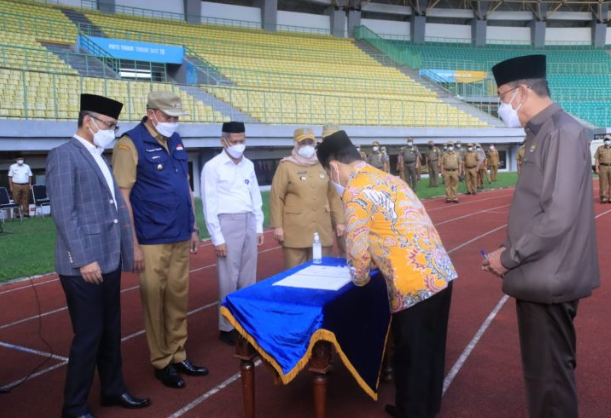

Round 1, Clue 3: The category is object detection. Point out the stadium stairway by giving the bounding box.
[354,40,504,127]
[59,7,106,37]
[177,85,257,123]
[41,43,119,79]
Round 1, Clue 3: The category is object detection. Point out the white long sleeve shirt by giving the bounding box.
[201,150,264,246]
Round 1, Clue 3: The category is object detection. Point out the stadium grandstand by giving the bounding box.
[0,0,608,193]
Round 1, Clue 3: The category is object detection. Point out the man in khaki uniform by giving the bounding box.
[516,142,526,175]
[400,137,420,191]
[368,141,385,170]
[112,91,208,389]
[322,123,347,257]
[441,142,461,203]
[487,144,500,181]
[356,145,367,161]
[476,143,489,189]
[455,141,465,182]
[463,143,480,195]
[425,141,441,187]
[271,128,345,268]
[595,135,611,203]
[381,146,390,173]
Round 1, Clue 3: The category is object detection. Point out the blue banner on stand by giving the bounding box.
[79,36,184,64]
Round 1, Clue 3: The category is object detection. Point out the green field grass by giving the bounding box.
[0,174,518,283]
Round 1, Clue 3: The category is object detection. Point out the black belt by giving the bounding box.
[466,166,477,169]
[601,163,611,166]
[12,182,29,185]
[445,169,457,171]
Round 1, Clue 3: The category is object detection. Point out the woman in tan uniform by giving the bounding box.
[270,128,345,269]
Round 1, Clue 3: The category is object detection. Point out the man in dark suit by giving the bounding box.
[46,94,150,418]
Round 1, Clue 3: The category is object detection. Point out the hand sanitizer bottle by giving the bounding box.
[312,232,322,264]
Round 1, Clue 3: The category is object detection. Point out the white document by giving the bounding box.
[273,265,352,291]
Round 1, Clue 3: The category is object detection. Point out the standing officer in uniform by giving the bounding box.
[595,135,611,203]
[201,122,264,346]
[425,141,440,187]
[463,143,480,195]
[270,128,344,268]
[484,54,600,418]
[8,157,33,217]
[48,94,150,418]
[516,142,526,175]
[476,143,489,190]
[400,138,420,191]
[356,145,367,161]
[487,144,500,181]
[113,91,208,389]
[455,141,465,182]
[381,147,391,173]
[367,141,384,170]
[441,142,461,203]
[322,123,347,257]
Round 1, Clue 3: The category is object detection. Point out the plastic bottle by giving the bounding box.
[312,232,322,264]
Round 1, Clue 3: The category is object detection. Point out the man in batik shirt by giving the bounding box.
[317,130,457,418]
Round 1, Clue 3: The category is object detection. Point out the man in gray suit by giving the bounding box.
[46,94,150,418]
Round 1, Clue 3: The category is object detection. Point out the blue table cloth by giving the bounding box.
[221,257,391,400]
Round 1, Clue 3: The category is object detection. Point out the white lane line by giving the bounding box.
[0,341,69,362]
[0,246,282,331]
[443,295,510,395]
[168,359,263,418]
[434,204,510,227]
[447,224,507,254]
[442,208,611,396]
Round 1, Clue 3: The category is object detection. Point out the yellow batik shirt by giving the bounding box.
[344,162,457,313]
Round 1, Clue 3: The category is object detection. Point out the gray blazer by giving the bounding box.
[46,138,134,276]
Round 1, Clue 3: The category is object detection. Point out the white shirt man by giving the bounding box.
[8,158,33,217]
[201,122,264,346]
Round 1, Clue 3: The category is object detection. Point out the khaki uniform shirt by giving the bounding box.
[269,161,344,248]
[426,147,441,164]
[401,146,420,165]
[368,152,384,170]
[487,150,500,166]
[500,103,600,303]
[112,122,168,189]
[441,151,460,170]
[594,145,611,164]
[463,151,479,168]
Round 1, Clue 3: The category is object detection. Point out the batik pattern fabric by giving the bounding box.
[344,162,457,313]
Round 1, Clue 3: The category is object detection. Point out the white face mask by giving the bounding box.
[331,164,345,197]
[448,146,454,151]
[224,139,246,159]
[605,140,611,147]
[456,144,462,148]
[17,160,24,165]
[89,119,116,149]
[468,147,473,152]
[498,89,523,128]
[372,146,379,152]
[152,113,178,138]
[476,147,481,151]
[407,142,413,147]
[297,145,316,159]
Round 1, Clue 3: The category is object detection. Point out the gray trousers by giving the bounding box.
[404,163,418,191]
[217,212,257,332]
[516,299,579,418]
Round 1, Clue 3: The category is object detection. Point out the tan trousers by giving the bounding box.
[600,165,611,200]
[11,183,30,216]
[140,240,190,369]
[489,165,499,181]
[465,168,478,193]
[283,246,332,270]
[443,170,459,201]
[217,213,257,332]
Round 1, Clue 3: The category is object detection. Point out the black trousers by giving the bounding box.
[59,268,125,417]
[393,281,453,418]
[516,299,580,418]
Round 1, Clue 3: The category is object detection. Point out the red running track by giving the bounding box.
[0,183,609,418]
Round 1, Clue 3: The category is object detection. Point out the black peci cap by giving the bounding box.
[80,94,123,119]
[492,55,546,87]
[316,130,355,168]
[222,121,246,133]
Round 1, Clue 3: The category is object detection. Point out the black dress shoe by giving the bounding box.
[384,404,398,417]
[174,359,209,376]
[154,364,185,389]
[101,392,150,409]
[61,413,96,418]
[219,330,236,346]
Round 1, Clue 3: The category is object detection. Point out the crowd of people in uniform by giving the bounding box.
[39,53,603,418]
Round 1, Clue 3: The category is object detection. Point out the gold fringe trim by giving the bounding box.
[221,306,392,401]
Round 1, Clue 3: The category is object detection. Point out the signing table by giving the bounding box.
[221,257,391,418]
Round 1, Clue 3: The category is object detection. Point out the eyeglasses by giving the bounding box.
[498,86,519,102]
[89,114,119,132]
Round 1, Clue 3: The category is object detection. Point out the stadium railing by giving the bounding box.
[354,25,422,69]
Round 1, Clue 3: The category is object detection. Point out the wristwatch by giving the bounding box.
[192,227,200,234]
